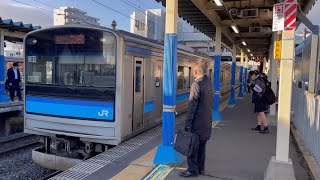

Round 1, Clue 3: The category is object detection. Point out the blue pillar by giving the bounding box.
[228,62,236,106]
[154,34,183,165]
[238,66,244,97]
[0,55,9,102]
[243,68,248,93]
[212,55,222,121]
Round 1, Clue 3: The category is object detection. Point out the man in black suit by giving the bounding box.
[179,62,214,177]
[7,62,22,101]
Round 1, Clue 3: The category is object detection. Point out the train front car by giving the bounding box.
[24,26,120,170]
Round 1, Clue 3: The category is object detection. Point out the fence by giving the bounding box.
[292,87,320,166]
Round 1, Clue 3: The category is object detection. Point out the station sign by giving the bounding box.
[272,3,285,31]
[272,1,297,32]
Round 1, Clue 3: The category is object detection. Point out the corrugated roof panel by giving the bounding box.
[0,16,41,33]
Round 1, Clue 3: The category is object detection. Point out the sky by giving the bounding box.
[0,0,319,33]
[0,0,164,30]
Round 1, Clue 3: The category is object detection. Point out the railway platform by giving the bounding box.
[50,94,312,180]
[0,101,23,136]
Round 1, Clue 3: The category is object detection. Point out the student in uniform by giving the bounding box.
[249,70,269,134]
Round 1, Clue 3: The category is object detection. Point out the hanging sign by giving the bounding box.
[272,3,285,31]
[272,1,297,32]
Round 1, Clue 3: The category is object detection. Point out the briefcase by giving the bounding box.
[174,130,199,157]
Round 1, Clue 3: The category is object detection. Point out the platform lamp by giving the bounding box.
[242,40,246,46]
[231,24,239,34]
[213,0,223,6]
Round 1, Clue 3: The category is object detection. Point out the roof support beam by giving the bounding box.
[297,11,319,34]
[190,0,235,44]
[0,28,25,39]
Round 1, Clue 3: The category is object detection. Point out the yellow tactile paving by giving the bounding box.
[131,148,157,167]
[110,148,158,180]
[110,165,153,180]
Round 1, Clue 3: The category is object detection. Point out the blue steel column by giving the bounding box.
[212,55,221,121]
[154,0,183,165]
[238,50,244,97]
[243,56,248,94]
[0,31,9,102]
[228,44,236,106]
[212,25,222,121]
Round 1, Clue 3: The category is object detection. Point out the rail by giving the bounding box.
[291,87,320,166]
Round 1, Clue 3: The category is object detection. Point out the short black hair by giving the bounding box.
[249,70,259,76]
[13,62,18,67]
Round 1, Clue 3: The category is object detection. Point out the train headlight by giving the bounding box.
[27,38,37,45]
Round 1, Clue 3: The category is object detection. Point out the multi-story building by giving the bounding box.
[130,9,232,58]
[54,7,100,26]
[130,9,165,41]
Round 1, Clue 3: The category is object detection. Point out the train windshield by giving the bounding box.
[25,28,117,100]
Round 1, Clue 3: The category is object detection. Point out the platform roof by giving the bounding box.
[0,16,41,42]
[156,0,318,59]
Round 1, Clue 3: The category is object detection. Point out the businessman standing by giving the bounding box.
[7,62,22,101]
[179,62,214,177]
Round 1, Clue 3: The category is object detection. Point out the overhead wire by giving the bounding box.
[12,0,99,27]
[33,0,58,9]
[91,0,148,27]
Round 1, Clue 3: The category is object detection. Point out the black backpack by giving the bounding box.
[259,77,276,106]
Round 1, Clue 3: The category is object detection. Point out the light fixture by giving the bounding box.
[250,53,253,56]
[247,49,250,52]
[231,24,239,33]
[213,0,223,6]
[242,40,246,46]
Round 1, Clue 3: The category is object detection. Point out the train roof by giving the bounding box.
[25,25,212,60]
[117,29,212,60]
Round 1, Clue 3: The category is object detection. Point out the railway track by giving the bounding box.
[0,134,41,158]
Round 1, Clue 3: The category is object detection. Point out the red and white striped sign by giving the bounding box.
[284,0,297,30]
[272,1,297,32]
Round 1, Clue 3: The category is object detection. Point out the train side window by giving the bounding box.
[135,61,142,92]
[177,66,184,90]
[184,67,191,89]
[209,69,212,81]
[220,70,224,84]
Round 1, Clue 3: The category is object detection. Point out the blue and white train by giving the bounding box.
[24,25,238,168]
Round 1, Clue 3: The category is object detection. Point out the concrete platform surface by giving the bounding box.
[165,94,312,180]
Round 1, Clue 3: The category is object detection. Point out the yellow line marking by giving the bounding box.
[212,121,220,128]
[144,165,173,180]
[174,167,187,171]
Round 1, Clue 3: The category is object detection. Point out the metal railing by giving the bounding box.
[292,87,320,165]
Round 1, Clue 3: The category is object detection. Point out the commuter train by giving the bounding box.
[24,25,239,168]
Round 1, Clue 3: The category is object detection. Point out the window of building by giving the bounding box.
[135,20,145,31]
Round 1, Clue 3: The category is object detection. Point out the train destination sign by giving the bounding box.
[55,34,85,44]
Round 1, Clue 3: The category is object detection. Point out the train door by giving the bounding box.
[133,58,144,131]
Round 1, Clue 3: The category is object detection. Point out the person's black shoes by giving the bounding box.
[251,125,261,131]
[179,171,198,177]
[199,171,205,175]
[259,127,270,134]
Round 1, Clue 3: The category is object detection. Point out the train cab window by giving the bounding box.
[25,28,117,100]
